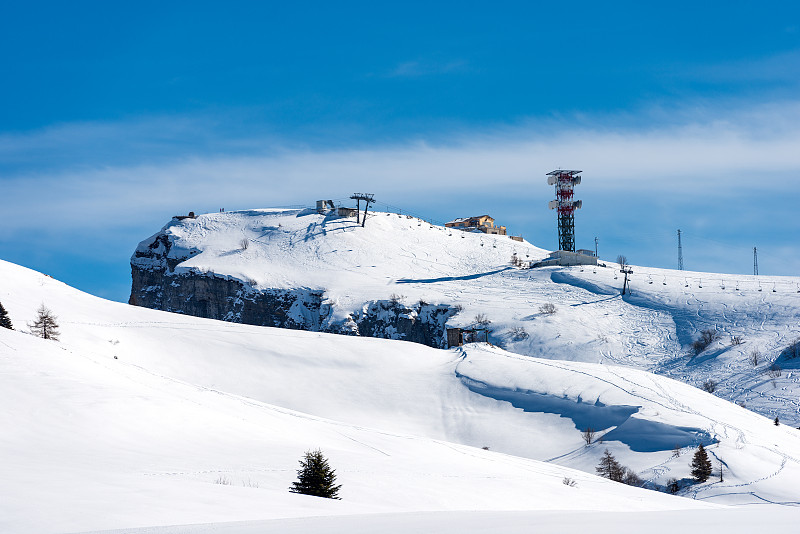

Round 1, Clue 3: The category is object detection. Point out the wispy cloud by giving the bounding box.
[2,99,800,288]
[386,59,469,78]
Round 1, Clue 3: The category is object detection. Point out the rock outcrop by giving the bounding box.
[130,223,457,346]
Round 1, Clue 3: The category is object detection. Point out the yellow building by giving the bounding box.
[445,215,507,235]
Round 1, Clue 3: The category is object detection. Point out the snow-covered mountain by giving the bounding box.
[2,255,800,533]
[130,208,800,426]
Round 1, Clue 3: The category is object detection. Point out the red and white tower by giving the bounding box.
[547,170,582,252]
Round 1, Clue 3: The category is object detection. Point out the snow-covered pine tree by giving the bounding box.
[289,449,341,499]
[690,444,713,482]
[0,301,12,330]
[29,304,59,340]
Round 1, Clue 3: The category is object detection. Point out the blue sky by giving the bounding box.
[2,1,800,301]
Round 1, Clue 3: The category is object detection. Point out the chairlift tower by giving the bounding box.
[547,170,582,252]
[350,193,375,228]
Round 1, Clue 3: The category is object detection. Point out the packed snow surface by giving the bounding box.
[136,208,800,426]
[3,258,800,532]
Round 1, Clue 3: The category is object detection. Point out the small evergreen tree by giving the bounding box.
[774,416,780,426]
[690,444,713,482]
[289,449,341,499]
[596,449,624,482]
[0,301,12,330]
[29,304,59,341]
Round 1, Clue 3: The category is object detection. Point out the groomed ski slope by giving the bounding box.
[2,259,800,533]
[139,208,800,425]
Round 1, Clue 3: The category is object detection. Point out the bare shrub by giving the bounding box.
[474,313,491,326]
[621,467,643,487]
[241,478,259,488]
[510,326,529,341]
[666,478,680,494]
[749,349,761,367]
[767,363,782,378]
[582,427,595,446]
[701,379,718,393]
[784,340,800,360]
[692,329,717,355]
[214,476,232,485]
[389,293,405,307]
[239,237,249,250]
[730,335,743,346]
[562,477,577,487]
[482,446,490,451]
[616,255,628,270]
[539,303,556,315]
[672,444,682,458]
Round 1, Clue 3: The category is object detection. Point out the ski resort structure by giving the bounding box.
[547,169,583,252]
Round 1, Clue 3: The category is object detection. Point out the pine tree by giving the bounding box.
[289,449,341,499]
[29,304,59,341]
[596,449,624,482]
[0,301,12,330]
[690,444,713,482]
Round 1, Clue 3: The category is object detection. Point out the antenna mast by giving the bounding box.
[754,247,758,276]
[546,170,582,251]
[677,229,684,271]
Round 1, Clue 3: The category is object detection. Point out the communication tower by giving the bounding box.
[547,170,582,252]
[753,247,758,276]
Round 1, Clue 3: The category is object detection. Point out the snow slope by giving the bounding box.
[137,208,800,425]
[1,259,709,533]
[3,258,800,532]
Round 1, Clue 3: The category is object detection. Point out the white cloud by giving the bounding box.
[2,100,800,276]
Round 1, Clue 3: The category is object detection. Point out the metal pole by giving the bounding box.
[754,247,758,276]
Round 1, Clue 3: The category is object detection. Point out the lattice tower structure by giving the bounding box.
[547,170,582,252]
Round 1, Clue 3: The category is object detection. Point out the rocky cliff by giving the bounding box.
[129,220,458,346]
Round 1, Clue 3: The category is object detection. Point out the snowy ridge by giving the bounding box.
[133,208,800,425]
[3,258,800,532]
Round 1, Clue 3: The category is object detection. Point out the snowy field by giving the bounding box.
[2,257,800,533]
[138,208,800,425]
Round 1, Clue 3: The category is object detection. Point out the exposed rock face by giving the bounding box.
[130,226,324,330]
[347,299,457,349]
[130,225,457,346]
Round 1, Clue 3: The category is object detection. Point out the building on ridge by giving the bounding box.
[445,215,507,235]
